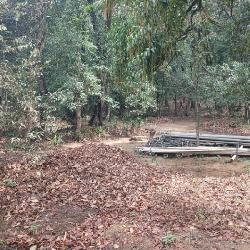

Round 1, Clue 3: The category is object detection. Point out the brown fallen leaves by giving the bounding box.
[0,141,249,249]
[201,118,250,135]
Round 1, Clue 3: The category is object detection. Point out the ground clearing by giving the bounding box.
[0,119,250,249]
[102,118,250,178]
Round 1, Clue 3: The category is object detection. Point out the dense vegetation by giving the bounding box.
[0,0,249,141]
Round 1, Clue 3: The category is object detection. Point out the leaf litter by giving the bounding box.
[0,141,249,249]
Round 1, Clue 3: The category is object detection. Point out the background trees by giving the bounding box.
[0,0,249,138]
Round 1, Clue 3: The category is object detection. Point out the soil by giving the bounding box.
[101,139,250,178]
[101,118,250,178]
[0,119,250,249]
[144,117,196,134]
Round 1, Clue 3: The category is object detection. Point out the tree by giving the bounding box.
[42,0,100,131]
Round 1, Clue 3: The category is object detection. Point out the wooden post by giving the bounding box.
[231,143,243,162]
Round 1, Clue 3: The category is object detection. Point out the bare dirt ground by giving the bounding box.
[101,118,250,178]
[1,118,250,249]
[143,118,196,134]
[107,139,250,178]
[63,138,250,178]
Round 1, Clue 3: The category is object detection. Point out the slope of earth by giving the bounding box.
[0,141,250,249]
[143,117,250,135]
[201,118,250,136]
[143,117,196,134]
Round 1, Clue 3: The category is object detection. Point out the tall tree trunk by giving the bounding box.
[36,0,49,95]
[87,0,112,126]
[245,103,249,124]
[0,88,3,106]
[102,73,110,121]
[156,90,160,117]
[104,0,112,29]
[38,75,47,96]
[89,96,103,126]
[76,104,82,133]
[174,95,177,116]
[195,98,200,146]
[35,1,49,124]
[230,0,234,17]
[87,0,104,126]
[185,98,189,117]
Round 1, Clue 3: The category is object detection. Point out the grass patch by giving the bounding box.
[162,231,176,246]
[3,179,17,188]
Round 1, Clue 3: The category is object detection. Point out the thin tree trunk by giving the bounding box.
[165,100,170,115]
[156,91,160,117]
[35,1,49,125]
[36,0,49,95]
[245,103,249,123]
[230,0,234,17]
[87,0,105,126]
[76,104,82,133]
[195,98,200,146]
[174,95,177,116]
[185,98,190,116]
[106,106,111,121]
[0,88,3,106]
[102,73,110,121]
[38,75,47,95]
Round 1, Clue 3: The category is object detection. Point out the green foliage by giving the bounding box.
[0,239,5,246]
[3,178,17,188]
[196,208,207,220]
[43,0,100,111]
[162,231,176,246]
[125,80,156,116]
[28,224,39,235]
[52,134,63,146]
[243,165,250,173]
[0,0,41,134]
[0,0,250,139]
[4,137,27,151]
[204,62,250,112]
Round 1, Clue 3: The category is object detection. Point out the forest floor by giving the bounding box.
[103,118,250,178]
[0,118,250,249]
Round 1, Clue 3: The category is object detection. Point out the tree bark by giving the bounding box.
[156,90,160,117]
[87,0,112,126]
[35,0,49,125]
[36,0,49,95]
[230,0,234,17]
[38,75,47,95]
[87,0,105,126]
[195,98,200,146]
[76,104,82,133]
[89,96,103,126]
[174,95,177,116]
[245,104,249,123]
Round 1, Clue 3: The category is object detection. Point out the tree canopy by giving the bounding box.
[0,0,249,138]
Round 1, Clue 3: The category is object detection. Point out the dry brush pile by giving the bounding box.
[0,141,250,249]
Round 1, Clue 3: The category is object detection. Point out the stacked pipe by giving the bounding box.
[147,132,250,148]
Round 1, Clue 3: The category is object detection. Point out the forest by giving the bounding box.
[0,0,250,249]
[0,0,249,139]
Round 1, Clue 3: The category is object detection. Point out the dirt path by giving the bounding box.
[61,119,250,178]
[143,118,196,133]
[100,139,250,178]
